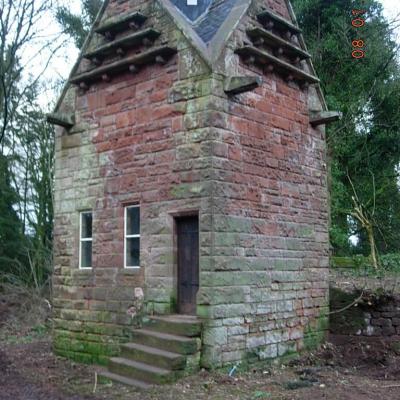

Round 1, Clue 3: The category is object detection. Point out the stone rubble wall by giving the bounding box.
[362,306,400,337]
[330,288,400,338]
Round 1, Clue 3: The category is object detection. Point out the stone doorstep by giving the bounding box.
[146,314,202,337]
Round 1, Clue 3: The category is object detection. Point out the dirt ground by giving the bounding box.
[2,283,400,400]
[1,333,400,400]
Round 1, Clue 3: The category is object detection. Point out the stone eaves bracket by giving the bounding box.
[309,110,342,126]
[46,112,75,129]
[224,75,262,95]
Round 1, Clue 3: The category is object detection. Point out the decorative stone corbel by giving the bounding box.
[224,75,262,95]
[46,112,75,129]
[309,110,342,126]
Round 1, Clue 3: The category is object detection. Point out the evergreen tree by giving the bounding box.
[56,0,103,49]
[0,155,26,277]
[292,0,400,259]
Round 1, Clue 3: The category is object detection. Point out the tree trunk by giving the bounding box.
[366,224,378,270]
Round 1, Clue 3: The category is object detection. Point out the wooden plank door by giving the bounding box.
[176,216,199,315]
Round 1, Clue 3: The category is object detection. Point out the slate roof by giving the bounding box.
[170,0,238,43]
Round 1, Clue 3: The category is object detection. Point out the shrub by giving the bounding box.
[380,253,400,272]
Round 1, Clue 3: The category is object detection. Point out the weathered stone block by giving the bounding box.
[278,341,297,356]
[203,327,227,346]
[246,334,266,349]
[392,318,400,326]
[257,344,278,360]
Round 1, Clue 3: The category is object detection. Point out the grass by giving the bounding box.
[0,283,52,343]
[331,253,400,276]
[251,390,272,399]
[2,323,50,345]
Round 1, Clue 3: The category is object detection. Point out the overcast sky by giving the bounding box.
[381,0,400,18]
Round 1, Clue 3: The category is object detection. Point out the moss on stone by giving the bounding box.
[53,321,126,366]
[170,182,210,199]
[55,348,96,364]
[54,335,120,357]
[153,301,172,314]
[303,309,330,351]
[196,304,209,318]
[170,295,177,312]
[330,256,357,269]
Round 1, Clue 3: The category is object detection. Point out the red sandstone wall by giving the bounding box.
[52,0,215,362]
[198,0,329,366]
[52,0,329,367]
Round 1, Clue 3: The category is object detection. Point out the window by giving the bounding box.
[79,211,92,269]
[124,205,140,268]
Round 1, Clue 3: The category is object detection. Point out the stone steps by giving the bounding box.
[121,342,186,370]
[109,357,175,384]
[99,370,152,389]
[131,328,200,354]
[100,314,202,389]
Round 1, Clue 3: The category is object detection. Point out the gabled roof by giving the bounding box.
[53,0,327,113]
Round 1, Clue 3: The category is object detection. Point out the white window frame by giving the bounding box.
[124,205,140,269]
[79,211,93,269]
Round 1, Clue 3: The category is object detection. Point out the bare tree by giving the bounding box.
[0,0,63,287]
[0,0,63,148]
[348,172,379,270]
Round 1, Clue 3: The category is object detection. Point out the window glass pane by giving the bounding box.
[126,207,140,235]
[126,237,140,267]
[81,241,92,268]
[81,213,92,238]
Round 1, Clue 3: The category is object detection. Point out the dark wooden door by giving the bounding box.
[176,216,199,315]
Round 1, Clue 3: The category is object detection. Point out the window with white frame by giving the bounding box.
[79,211,93,269]
[124,205,140,268]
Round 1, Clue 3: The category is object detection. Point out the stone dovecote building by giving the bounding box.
[50,0,338,388]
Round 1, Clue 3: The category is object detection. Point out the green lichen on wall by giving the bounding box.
[143,295,177,315]
[303,309,329,351]
[53,331,122,365]
[170,295,177,312]
[145,300,173,315]
[52,308,143,365]
[169,182,211,199]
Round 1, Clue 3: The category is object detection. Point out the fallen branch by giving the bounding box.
[93,372,97,393]
[328,290,364,315]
